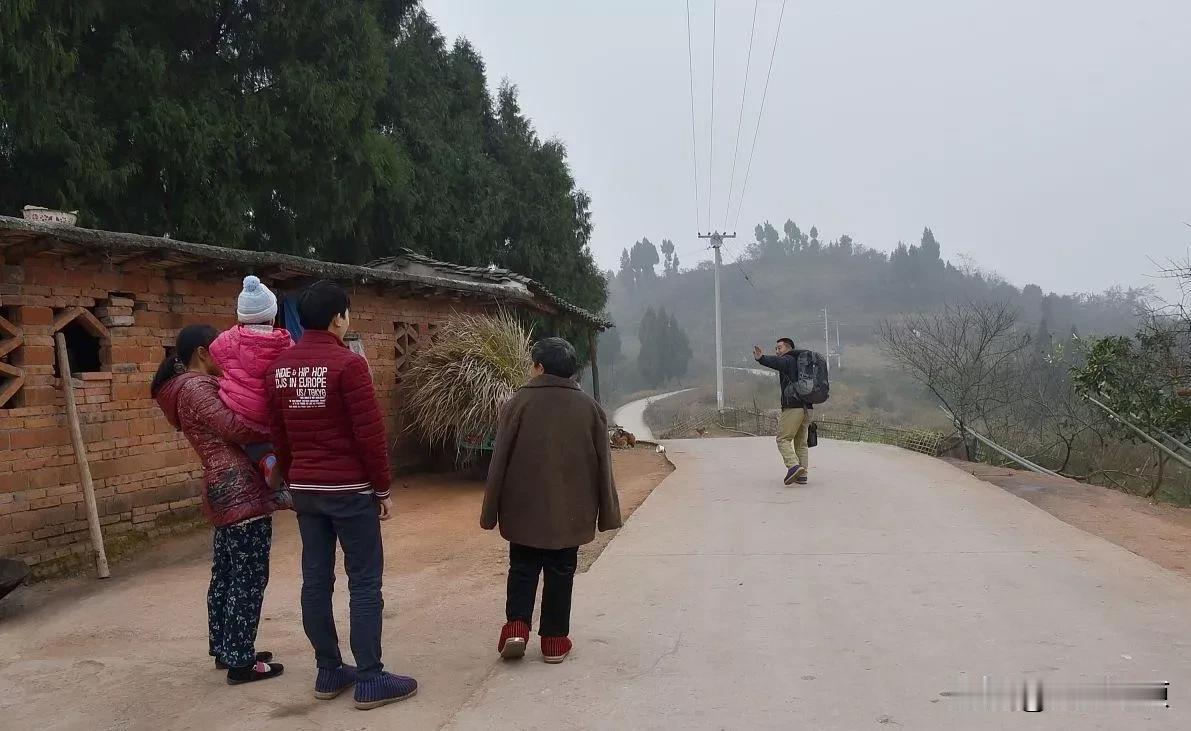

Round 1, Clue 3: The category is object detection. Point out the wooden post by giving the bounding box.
[588,329,602,405]
[55,332,110,579]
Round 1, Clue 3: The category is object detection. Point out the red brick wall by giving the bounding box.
[0,253,488,574]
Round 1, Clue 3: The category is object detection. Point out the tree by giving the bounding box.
[808,226,821,252]
[660,238,676,276]
[1071,324,1191,497]
[618,248,633,284]
[665,312,693,381]
[599,327,623,391]
[879,302,1031,459]
[783,220,805,253]
[638,308,664,385]
[920,227,941,264]
[637,306,692,386]
[628,237,660,285]
[0,1,608,315]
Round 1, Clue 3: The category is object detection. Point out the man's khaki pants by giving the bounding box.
[777,407,810,470]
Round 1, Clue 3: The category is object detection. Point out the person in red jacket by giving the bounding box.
[267,280,416,711]
[153,324,284,686]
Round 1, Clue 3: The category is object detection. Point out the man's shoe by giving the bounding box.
[794,474,808,485]
[783,465,806,485]
[541,636,572,664]
[314,664,358,700]
[354,672,418,710]
[498,620,530,659]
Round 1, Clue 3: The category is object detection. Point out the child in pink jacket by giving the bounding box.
[210,276,294,488]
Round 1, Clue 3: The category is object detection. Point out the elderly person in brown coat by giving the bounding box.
[481,337,622,664]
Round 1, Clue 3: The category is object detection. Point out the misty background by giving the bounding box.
[425,0,1191,300]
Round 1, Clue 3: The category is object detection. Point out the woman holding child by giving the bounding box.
[151,319,285,685]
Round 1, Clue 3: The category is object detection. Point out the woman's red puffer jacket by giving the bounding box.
[155,371,275,527]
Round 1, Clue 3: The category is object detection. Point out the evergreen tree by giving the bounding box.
[637,307,664,385]
[665,312,693,381]
[920,227,941,263]
[0,1,607,314]
[660,238,676,275]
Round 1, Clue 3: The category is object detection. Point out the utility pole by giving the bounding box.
[823,307,830,373]
[833,321,843,371]
[699,230,736,411]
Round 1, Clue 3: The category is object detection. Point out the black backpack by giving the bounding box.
[783,350,830,405]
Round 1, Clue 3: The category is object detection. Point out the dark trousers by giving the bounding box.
[208,517,272,668]
[506,543,579,637]
[293,492,385,680]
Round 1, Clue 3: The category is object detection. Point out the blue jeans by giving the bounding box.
[293,492,385,680]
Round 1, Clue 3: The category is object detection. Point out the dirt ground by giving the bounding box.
[0,446,672,731]
[949,459,1191,581]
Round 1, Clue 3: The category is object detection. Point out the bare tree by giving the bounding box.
[879,302,1030,459]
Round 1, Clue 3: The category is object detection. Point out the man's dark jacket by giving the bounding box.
[757,351,813,411]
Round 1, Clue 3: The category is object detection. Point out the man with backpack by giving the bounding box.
[753,338,829,485]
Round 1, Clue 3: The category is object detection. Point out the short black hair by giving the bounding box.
[298,280,350,331]
[777,337,795,349]
[531,337,578,378]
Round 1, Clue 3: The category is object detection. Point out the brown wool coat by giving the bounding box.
[481,374,622,549]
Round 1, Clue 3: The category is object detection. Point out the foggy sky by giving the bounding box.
[424,0,1191,301]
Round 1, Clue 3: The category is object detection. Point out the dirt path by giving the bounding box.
[949,459,1191,581]
[0,446,671,731]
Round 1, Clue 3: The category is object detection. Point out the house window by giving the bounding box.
[52,307,109,378]
[394,321,438,378]
[0,307,22,408]
[58,320,103,376]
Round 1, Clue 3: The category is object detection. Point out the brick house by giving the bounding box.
[0,216,611,576]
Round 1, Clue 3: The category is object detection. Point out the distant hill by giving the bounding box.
[600,223,1149,427]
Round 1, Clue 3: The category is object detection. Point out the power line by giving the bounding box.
[730,0,788,233]
[722,0,759,230]
[707,0,717,230]
[684,0,702,233]
[718,238,758,289]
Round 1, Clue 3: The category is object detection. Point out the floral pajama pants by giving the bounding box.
[207,517,272,668]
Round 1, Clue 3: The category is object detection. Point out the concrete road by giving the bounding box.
[611,389,695,440]
[446,438,1191,730]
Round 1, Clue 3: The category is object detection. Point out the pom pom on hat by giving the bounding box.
[238,275,278,325]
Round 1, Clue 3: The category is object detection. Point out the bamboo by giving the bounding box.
[55,332,110,578]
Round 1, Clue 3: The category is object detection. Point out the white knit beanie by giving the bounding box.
[237,275,278,325]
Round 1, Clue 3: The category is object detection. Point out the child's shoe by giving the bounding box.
[353,671,418,710]
[314,664,358,700]
[541,636,572,664]
[498,620,530,659]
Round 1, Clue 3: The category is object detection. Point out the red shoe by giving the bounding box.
[541,636,572,664]
[498,621,530,659]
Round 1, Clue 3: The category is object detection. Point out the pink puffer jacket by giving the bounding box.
[210,325,294,431]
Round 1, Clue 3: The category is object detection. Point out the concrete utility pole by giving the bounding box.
[823,307,830,373]
[835,320,842,370]
[699,230,736,411]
